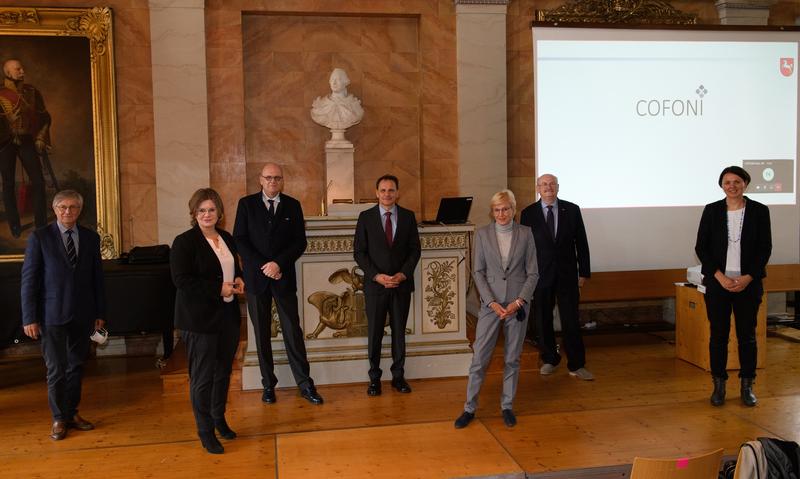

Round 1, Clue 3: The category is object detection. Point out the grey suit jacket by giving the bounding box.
[473,222,539,308]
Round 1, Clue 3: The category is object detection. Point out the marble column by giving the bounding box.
[715,0,777,25]
[149,0,211,244]
[455,0,509,227]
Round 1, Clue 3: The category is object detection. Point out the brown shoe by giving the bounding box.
[67,414,95,431]
[50,421,67,441]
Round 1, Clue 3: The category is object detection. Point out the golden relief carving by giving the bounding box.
[306,237,355,254]
[425,260,457,329]
[306,232,469,254]
[61,7,112,60]
[537,0,697,24]
[421,232,468,250]
[0,8,38,25]
[96,223,117,260]
[270,302,281,337]
[306,267,368,339]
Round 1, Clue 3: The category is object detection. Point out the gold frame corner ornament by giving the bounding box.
[536,0,697,25]
[0,6,121,261]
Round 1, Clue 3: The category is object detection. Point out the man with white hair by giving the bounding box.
[520,174,593,380]
[0,58,50,238]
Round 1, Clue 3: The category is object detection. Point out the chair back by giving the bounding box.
[630,448,724,479]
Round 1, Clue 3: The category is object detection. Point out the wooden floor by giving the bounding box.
[1,332,798,478]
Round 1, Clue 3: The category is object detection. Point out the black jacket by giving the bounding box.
[233,192,307,296]
[519,198,590,289]
[171,226,242,334]
[354,204,421,295]
[695,196,772,285]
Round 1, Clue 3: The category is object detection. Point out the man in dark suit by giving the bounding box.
[233,162,323,405]
[354,174,421,396]
[20,190,106,441]
[520,174,593,380]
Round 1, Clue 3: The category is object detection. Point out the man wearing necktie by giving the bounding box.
[520,174,593,380]
[354,174,421,396]
[20,190,106,440]
[234,162,323,405]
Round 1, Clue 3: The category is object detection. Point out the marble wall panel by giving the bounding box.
[209,1,457,220]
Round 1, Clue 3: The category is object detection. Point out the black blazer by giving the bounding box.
[354,204,421,295]
[20,223,106,328]
[519,198,590,289]
[695,196,772,285]
[233,192,307,296]
[171,226,243,334]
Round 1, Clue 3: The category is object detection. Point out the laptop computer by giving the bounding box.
[421,197,473,225]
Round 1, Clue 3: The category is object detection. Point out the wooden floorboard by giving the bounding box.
[0,332,798,478]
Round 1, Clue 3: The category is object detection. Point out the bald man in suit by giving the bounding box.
[520,174,593,380]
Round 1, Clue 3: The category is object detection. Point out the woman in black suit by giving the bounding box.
[171,188,244,454]
[695,166,771,408]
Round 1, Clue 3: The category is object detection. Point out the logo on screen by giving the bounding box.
[780,58,794,77]
[635,86,705,117]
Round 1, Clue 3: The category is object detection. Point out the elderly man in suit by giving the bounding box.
[354,174,421,396]
[21,190,106,441]
[454,189,539,429]
[233,162,323,405]
[520,174,593,380]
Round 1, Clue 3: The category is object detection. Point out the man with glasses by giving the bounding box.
[233,162,323,405]
[520,174,593,381]
[20,190,106,440]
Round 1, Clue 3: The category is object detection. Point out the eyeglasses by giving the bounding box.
[261,175,283,183]
[197,208,217,215]
[56,205,80,212]
[492,207,513,214]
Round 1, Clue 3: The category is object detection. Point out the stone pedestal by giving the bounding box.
[241,221,475,388]
[325,142,355,206]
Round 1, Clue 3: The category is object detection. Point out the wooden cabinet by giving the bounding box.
[675,284,766,371]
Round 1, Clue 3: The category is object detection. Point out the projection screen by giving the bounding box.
[532,26,800,272]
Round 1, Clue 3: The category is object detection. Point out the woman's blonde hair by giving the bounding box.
[488,189,516,220]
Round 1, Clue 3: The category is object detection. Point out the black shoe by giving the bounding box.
[454,411,474,429]
[10,224,21,239]
[710,377,726,407]
[391,377,412,393]
[502,409,517,428]
[741,378,757,407]
[300,386,324,405]
[367,381,382,397]
[199,432,224,454]
[262,387,276,404]
[214,418,237,440]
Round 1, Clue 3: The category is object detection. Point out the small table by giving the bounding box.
[675,284,766,371]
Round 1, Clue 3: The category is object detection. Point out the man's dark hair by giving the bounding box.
[718,166,751,186]
[375,174,399,190]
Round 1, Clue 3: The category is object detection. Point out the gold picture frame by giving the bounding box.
[0,6,120,261]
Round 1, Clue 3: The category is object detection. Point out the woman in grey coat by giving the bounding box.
[454,189,539,429]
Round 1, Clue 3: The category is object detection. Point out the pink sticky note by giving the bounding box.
[676,458,689,469]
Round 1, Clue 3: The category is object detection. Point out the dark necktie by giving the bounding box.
[384,211,393,247]
[546,205,555,239]
[65,229,77,267]
[267,199,275,216]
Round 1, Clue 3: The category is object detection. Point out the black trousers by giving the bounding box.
[0,136,47,231]
[365,289,411,382]
[246,288,312,390]
[533,280,586,372]
[704,279,761,380]
[181,305,240,435]
[41,319,91,421]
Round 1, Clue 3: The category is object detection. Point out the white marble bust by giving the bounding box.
[311,68,364,137]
